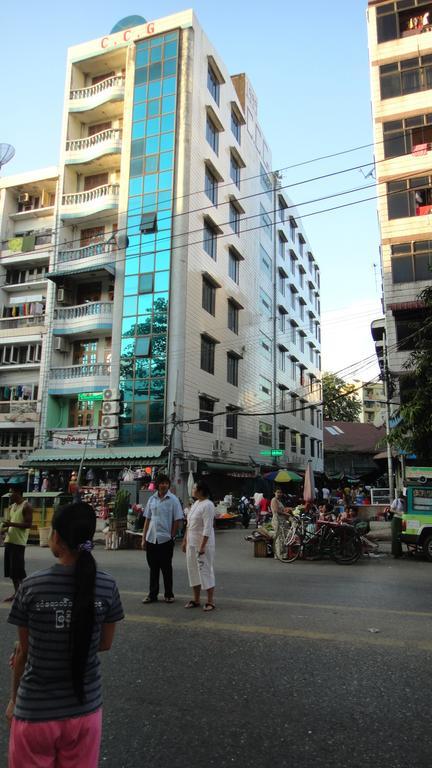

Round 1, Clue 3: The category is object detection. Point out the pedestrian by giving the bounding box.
[258,495,271,525]
[322,485,330,501]
[5,501,124,768]
[141,473,183,604]
[390,491,405,558]
[1,485,32,603]
[183,479,216,611]
[270,487,292,536]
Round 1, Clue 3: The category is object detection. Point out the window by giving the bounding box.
[299,332,305,353]
[387,175,432,220]
[290,286,297,311]
[278,426,287,451]
[231,109,241,143]
[291,358,297,381]
[139,273,154,294]
[395,311,426,350]
[202,276,216,315]
[260,204,272,239]
[259,421,272,447]
[206,114,219,154]
[290,431,297,453]
[227,300,239,333]
[310,438,315,458]
[279,385,288,409]
[260,288,272,318]
[259,375,272,399]
[230,153,241,188]
[203,219,217,259]
[135,337,151,357]
[278,232,286,260]
[298,266,305,289]
[205,165,218,205]
[259,331,272,361]
[300,400,306,421]
[290,250,297,276]
[383,113,432,159]
[279,308,286,333]
[278,268,286,296]
[278,195,287,222]
[226,407,238,439]
[391,241,432,283]
[228,248,240,283]
[260,163,272,201]
[300,434,306,455]
[380,55,432,101]
[201,334,216,373]
[290,321,297,344]
[260,245,272,278]
[229,201,240,234]
[299,299,305,321]
[290,217,297,242]
[207,64,220,105]
[278,346,286,371]
[310,407,315,427]
[227,353,239,386]
[308,252,314,274]
[291,393,298,413]
[199,395,215,433]
[299,234,305,259]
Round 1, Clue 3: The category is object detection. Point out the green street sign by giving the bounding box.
[78,392,104,402]
[259,449,284,457]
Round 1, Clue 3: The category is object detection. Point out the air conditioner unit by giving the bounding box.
[102,400,120,415]
[103,387,121,401]
[57,288,73,304]
[54,337,70,353]
[101,414,119,429]
[100,427,119,442]
[18,193,30,203]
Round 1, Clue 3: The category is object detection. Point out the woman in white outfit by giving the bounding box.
[182,480,216,612]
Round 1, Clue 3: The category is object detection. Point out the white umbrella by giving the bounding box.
[303,460,315,503]
[187,471,195,499]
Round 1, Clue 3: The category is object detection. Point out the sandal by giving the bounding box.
[164,597,175,603]
[142,596,158,604]
[203,603,216,612]
[184,600,200,608]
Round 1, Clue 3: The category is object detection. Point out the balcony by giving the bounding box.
[0,315,45,331]
[65,128,122,166]
[55,241,115,277]
[48,363,111,395]
[69,76,125,113]
[0,401,38,428]
[53,301,113,336]
[61,184,119,221]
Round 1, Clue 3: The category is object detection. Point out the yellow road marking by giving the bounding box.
[118,590,432,619]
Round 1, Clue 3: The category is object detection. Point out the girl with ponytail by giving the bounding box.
[6,502,124,768]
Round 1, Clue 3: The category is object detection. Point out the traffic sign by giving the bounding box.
[78,392,104,402]
[259,449,284,457]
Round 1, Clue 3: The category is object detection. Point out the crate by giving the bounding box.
[254,539,271,558]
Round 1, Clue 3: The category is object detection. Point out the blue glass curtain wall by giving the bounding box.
[119,31,179,446]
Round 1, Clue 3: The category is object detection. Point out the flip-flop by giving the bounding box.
[164,597,175,603]
[184,600,200,608]
[203,603,216,612]
[142,597,158,604]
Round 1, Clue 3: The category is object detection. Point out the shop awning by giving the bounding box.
[23,446,167,468]
[46,264,115,282]
[200,461,256,476]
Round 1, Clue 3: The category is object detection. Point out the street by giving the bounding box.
[1,529,431,768]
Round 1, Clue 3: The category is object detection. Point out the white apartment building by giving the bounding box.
[0,168,58,477]
[349,378,386,426]
[2,11,322,495]
[367,1,432,390]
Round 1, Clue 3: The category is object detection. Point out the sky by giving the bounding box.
[0,0,382,381]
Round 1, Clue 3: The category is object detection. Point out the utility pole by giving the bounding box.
[383,333,395,502]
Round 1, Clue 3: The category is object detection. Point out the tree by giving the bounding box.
[322,372,361,422]
[388,286,432,463]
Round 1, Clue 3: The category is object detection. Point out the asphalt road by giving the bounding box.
[1,530,431,768]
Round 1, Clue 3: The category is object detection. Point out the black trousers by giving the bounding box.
[146,540,175,599]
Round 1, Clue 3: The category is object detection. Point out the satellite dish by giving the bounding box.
[110,15,146,34]
[0,143,15,171]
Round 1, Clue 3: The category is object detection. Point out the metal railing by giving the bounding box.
[0,446,34,458]
[58,241,114,264]
[50,363,111,380]
[0,315,45,330]
[53,301,113,322]
[66,128,122,153]
[61,184,120,207]
[70,75,125,101]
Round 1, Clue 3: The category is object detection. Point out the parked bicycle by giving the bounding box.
[274,514,362,565]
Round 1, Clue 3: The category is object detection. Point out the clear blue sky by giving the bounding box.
[1,0,381,373]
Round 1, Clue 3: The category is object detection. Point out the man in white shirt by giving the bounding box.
[390,491,405,558]
[141,474,184,603]
[322,487,330,501]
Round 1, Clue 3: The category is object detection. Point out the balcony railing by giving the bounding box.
[66,128,122,153]
[58,241,114,264]
[53,301,113,322]
[50,363,111,380]
[61,184,120,208]
[0,401,38,416]
[0,446,34,459]
[70,75,125,101]
[0,315,45,330]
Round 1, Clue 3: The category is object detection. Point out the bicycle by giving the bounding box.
[274,515,362,565]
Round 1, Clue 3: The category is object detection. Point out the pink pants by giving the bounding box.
[9,708,102,768]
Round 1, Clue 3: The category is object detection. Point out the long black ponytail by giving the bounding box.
[52,502,97,703]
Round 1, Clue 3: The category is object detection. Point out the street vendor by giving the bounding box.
[1,486,33,602]
[270,488,293,533]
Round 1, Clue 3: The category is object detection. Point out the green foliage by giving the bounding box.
[388,286,432,462]
[113,489,130,520]
[322,372,362,422]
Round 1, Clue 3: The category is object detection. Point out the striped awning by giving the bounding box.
[23,446,167,468]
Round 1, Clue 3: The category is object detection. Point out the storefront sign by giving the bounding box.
[52,431,99,448]
[260,449,284,457]
[101,22,155,50]
[77,392,103,402]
